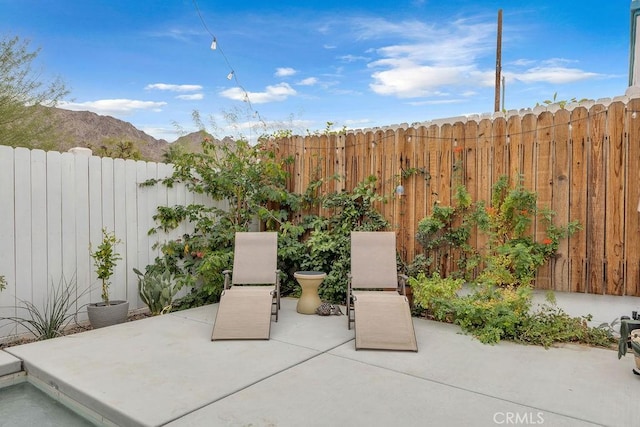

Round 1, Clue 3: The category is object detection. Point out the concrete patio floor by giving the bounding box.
[1,296,639,426]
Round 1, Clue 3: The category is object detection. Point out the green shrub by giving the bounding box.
[517,302,614,348]
[409,272,463,321]
[448,284,532,344]
[301,176,389,303]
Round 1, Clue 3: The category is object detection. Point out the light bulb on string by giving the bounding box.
[210,37,217,50]
[227,71,234,80]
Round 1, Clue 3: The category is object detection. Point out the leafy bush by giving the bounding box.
[448,284,532,344]
[146,139,298,304]
[517,304,613,348]
[414,175,580,288]
[301,176,389,303]
[415,185,479,279]
[476,176,581,287]
[411,282,615,347]
[145,137,390,307]
[409,272,463,321]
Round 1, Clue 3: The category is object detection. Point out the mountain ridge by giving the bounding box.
[35,107,226,162]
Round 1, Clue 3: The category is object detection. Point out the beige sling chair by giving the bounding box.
[211,232,280,340]
[347,231,418,351]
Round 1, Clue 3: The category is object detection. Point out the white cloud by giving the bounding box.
[297,77,319,86]
[370,60,473,97]
[59,99,167,115]
[145,83,203,92]
[339,54,369,63]
[219,83,297,104]
[361,18,497,98]
[358,16,605,99]
[509,67,600,84]
[275,67,297,77]
[176,93,204,100]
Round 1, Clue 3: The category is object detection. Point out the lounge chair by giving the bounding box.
[211,232,280,340]
[347,231,418,351]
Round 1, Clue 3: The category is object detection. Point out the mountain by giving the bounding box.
[41,107,229,162]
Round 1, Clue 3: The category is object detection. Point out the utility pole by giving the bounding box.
[494,9,503,112]
[630,1,640,87]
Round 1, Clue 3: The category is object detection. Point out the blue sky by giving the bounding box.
[0,0,632,142]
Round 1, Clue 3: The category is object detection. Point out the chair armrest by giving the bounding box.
[222,270,232,290]
[397,274,408,296]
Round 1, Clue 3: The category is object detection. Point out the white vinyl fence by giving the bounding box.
[0,145,221,341]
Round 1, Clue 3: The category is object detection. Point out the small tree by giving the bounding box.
[90,229,122,305]
[0,36,69,148]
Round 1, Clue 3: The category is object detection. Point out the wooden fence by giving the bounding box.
[0,146,220,341]
[274,97,640,297]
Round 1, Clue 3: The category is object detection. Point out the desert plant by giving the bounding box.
[133,266,182,315]
[0,275,86,340]
[90,228,122,305]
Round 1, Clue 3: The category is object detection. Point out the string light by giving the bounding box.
[192,0,266,133]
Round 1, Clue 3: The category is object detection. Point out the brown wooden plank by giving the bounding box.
[403,127,417,263]
[588,104,607,294]
[569,107,589,293]
[535,111,554,290]
[439,123,453,208]
[520,113,537,239]
[625,99,640,296]
[477,119,493,203]
[464,120,479,275]
[295,136,304,196]
[476,118,493,258]
[426,124,440,215]
[492,117,507,181]
[552,108,571,292]
[507,115,523,179]
[450,121,466,274]
[605,102,625,295]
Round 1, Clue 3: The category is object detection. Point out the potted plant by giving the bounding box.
[87,228,129,328]
[617,318,640,375]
